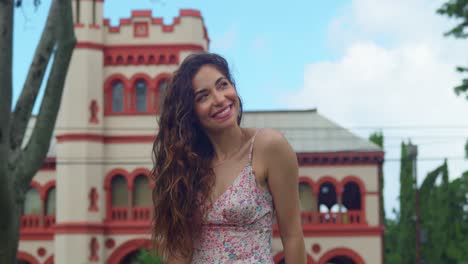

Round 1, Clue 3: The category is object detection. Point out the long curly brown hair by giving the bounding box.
[151,53,243,260]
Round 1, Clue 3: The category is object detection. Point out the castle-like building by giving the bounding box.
[17,1,384,263]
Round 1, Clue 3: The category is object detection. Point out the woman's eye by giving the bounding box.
[196,94,208,102]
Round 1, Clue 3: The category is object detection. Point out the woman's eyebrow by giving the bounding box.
[214,77,226,87]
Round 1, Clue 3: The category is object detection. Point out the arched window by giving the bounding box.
[298,182,314,211]
[135,80,147,112]
[318,182,337,212]
[157,79,168,111]
[111,175,128,207]
[24,187,41,215]
[112,81,124,112]
[133,175,151,206]
[342,182,361,210]
[45,187,56,215]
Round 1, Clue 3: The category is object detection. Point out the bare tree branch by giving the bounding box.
[9,0,57,157]
[14,0,76,189]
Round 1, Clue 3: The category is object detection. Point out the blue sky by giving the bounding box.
[13,0,468,217]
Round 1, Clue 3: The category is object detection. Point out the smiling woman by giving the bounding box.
[151,53,306,263]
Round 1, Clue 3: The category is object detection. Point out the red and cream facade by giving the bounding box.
[18,1,384,263]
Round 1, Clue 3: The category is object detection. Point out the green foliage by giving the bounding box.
[437,0,468,39]
[132,249,163,264]
[397,142,416,264]
[437,0,468,99]
[384,218,402,264]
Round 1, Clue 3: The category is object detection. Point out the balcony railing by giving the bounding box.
[132,207,151,221]
[109,206,152,222]
[21,215,42,229]
[111,207,129,221]
[44,215,56,228]
[300,210,364,225]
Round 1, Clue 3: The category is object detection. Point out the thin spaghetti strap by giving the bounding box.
[248,129,261,164]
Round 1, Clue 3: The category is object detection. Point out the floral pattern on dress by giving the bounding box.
[192,131,274,264]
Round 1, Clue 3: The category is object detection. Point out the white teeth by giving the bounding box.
[214,106,230,117]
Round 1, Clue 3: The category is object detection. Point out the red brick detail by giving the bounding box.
[89,187,99,212]
[40,157,56,171]
[312,243,321,254]
[89,237,99,262]
[318,248,365,264]
[103,44,204,66]
[75,42,104,50]
[17,251,40,264]
[89,100,99,124]
[44,255,54,264]
[274,225,384,237]
[131,10,152,17]
[37,247,46,257]
[134,22,149,38]
[106,239,151,264]
[105,238,116,249]
[297,151,384,166]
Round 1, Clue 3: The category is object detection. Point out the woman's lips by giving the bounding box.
[211,104,233,120]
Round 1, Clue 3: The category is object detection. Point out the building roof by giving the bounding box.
[25,109,381,158]
[242,109,381,153]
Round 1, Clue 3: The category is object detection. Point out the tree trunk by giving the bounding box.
[0,0,76,262]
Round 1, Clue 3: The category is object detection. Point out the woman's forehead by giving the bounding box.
[192,65,225,89]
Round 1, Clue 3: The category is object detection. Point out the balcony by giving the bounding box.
[20,215,56,240]
[108,207,151,222]
[300,211,364,225]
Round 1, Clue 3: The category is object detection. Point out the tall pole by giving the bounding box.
[407,143,419,264]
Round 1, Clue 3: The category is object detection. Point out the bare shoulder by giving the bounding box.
[255,128,292,153]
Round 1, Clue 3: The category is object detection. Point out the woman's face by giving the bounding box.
[192,65,240,133]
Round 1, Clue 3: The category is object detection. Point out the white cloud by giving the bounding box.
[283,0,468,215]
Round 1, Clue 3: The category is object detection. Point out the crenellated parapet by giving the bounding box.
[102,9,209,49]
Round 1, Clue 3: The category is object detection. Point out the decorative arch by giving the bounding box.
[340,175,367,224]
[104,74,130,114]
[42,180,56,201]
[16,251,40,264]
[315,176,341,194]
[29,181,43,199]
[340,176,366,194]
[273,251,316,264]
[129,168,151,189]
[298,176,314,188]
[104,169,131,190]
[298,176,315,212]
[318,248,365,264]
[153,73,171,113]
[106,238,151,264]
[129,73,153,113]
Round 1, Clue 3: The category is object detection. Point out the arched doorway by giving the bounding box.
[106,238,151,264]
[16,252,40,264]
[120,249,141,264]
[324,256,356,264]
[318,248,365,264]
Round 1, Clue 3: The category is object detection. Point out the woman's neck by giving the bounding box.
[207,125,247,163]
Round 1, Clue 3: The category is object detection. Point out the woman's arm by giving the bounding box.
[261,129,306,263]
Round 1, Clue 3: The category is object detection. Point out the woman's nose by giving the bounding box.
[212,90,225,105]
